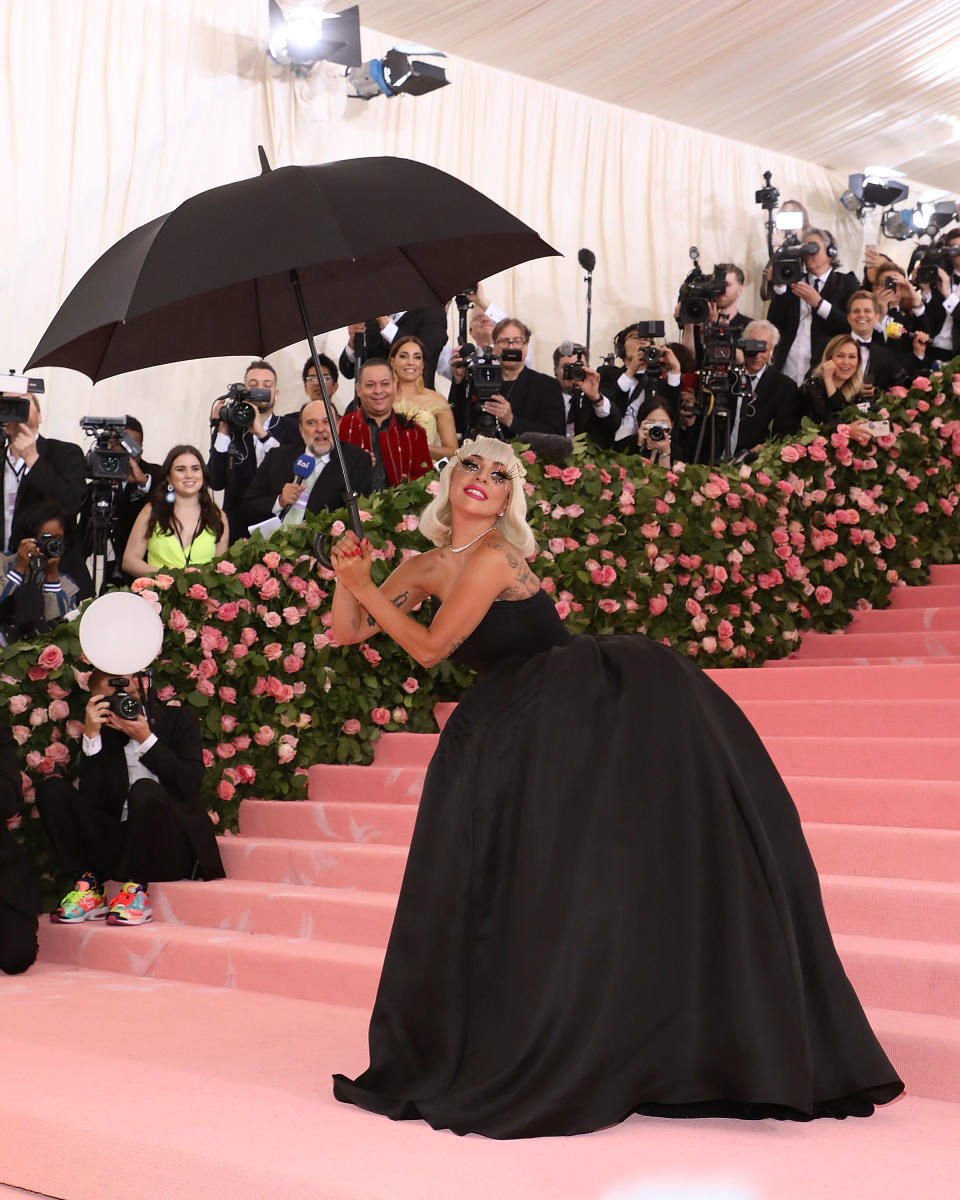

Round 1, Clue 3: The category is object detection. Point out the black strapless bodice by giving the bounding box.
[448,590,572,675]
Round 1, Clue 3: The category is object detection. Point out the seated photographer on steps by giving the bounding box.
[0,501,79,645]
[35,669,224,927]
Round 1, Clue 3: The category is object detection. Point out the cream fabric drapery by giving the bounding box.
[0,0,936,462]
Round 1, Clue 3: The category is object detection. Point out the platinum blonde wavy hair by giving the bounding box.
[419,436,537,558]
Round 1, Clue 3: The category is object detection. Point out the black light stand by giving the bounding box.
[578,248,596,360]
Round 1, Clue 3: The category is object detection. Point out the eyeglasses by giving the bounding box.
[305,374,334,385]
[495,336,526,347]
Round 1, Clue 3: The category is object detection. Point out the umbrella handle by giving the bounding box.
[313,493,363,571]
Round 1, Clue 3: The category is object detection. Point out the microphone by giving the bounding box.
[577,247,596,274]
[558,339,576,357]
[293,453,316,483]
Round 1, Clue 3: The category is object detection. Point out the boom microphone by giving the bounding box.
[577,247,596,274]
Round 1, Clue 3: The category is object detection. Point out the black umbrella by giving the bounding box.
[27,150,558,556]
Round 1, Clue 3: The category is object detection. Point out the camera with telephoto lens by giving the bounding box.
[107,676,143,720]
[677,249,728,325]
[80,415,138,481]
[461,346,503,436]
[217,382,270,432]
[0,372,43,424]
[772,232,820,286]
[36,531,65,560]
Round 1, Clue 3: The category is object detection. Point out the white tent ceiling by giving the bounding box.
[356,0,960,192]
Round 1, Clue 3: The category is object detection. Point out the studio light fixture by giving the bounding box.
[840,167,910,221]
[880,198,957,241]
[347,46,449,100]
[267,1,361,76]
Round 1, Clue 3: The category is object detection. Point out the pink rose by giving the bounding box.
[216,742,236,760]
[196,678,215,697]
[197,658,217,680]
[11,726,30,745]
[216,560,237,575]
[560,466,581,485]
[264,643,283,661]
[221,715,237,733]
[29,707,48,726]
[277,741,297,764]
[48,699,69,721]
[37,645,64,671]
[598,598,620,614]
[217,602,240,622]
[235,764,256,785]
[263,610,282,629]
[186,583,208,601]
[47,682,69,701]
[263,552,281,569]
[232,643,248,660]
[360,644,381,665]
[248,563,270,586]
[717,619,734,640]
[219,686,237,704]
[392,707,408,725]
[555,600,571,620]
[259,578,281,601]
[341,718,362,735]
[240,627,258,646]
[283,655,304,675]
[202,748,214,767]
[153,573,175,591]
[701,636,718,654]
[254,725,275,746]
[911,375,932,392]
[265,677,294,703]
[282,606,302,625]
[814,586,833,605]
[169,609,190,633]
[217,779,236,802]
[589,565,617,587]
[401,677,419,694]
[780,445,801,463]
[548,538,566,555]
[371,707,391,726]
[648,595,668,616]
[233,735,251,751]
[9,695,30,716]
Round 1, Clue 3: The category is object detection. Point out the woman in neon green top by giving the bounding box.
[122,445,229,577]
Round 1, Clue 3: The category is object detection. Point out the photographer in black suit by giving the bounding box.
[0,721,39,974]
[911,229,960,364]
[208,360,301,539]
[552,342,620,449]
[339,308,448,391]
[2,391,91,599]
[35,668,224,927]
[601,327,684,450]
[767,228,858,385]
[732,320,801,453]
[240,399,373,531]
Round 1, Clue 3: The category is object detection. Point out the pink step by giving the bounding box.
[835,933,960,1020]
[709,662,960,701]
[768,655,960,668]
[739,697,960,738]
[217,835,408,891]
[372,731,438,767]
[765,736,960,781]
[821,875,960,942]
[890,584,960,609]
[240,799,418,845]
[38,920,383,1007]
[152,878,396,946]
[435,701,456,729]
[792,630,960,659]
[804,823,960,882]
[787,776,960,830]
[929,565,960,583]
[849,607,960,632]
[868,1007,960,1102]
[306,763,426,805]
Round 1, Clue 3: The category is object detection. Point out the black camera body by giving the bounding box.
[37,531,65,560]
[561,345,587,384]
[739,338,768,356]
[218,382,271,433]
[0,373,43,424]
[80,416,138,481]
[635,320,665,340]
[107,676,143,720]
[678,252,728,325]
[702,324,738,367]
[772,233,820,286]
[915,245,960,288]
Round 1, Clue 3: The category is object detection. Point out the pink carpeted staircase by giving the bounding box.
[37,566,960,1106]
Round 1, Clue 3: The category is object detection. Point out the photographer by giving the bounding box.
[734,320,801,450]
[605,330,682,449]
[436,285,532,382]
[552,342,620,449]
[915,227,960,363]
[208,359,300,539]
[871,266,932,374]
[767,228,858,385]
[0,719,39,974]
[35,668,224,926]
[633,394,677,467]
[449,319,565,440]
[676,263,753,363]
[2,391,91,599]
[0,501,79,643]
[339,308,448,392]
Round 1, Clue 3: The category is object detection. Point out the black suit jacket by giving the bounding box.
[209,413,302,539]
[240,440,374,531]
[449,367,566,440]
[561,390,621,449]
[79,703,223,881]
[79,457,163,583]
[768,270,859,372]
[853,337,906,393]
[735,369,801,452]
[338,308,448,390]
[3,434,91,599]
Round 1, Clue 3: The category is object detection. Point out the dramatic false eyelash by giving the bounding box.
[455,456,518,484]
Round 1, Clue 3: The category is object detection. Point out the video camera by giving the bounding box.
[215,381,271,433]
[677,249,727,325]
[453,290,510,436]
[0,372,44,424]
[771,231,820,286]
[915,243,960,288]
[79,416,140,481]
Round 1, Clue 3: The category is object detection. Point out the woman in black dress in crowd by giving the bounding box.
[329,436,903,1139]
[799,334,866,429]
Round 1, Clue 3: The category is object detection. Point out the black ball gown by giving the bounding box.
[333,590,903,1138]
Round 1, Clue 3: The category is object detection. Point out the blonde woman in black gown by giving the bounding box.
[330,436,902,1139]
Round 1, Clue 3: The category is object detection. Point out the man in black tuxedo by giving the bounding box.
[449,318,565,440]
[767,228,858,384]
[677,263,753,365]
[3,392,91,599]
[598,330,683,451]
[914,228,960,363]
[35,669,224,926]
[0,721,39,974]
[846,291,908,398]
[240,399,373,531]
[209,359,301,539]
[339,307,447,391]
[79,416,163,588]
[552,342,620,448]
[730,320,801,454]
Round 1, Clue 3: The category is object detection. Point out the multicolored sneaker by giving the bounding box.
[106,882,153,926]
[50,876,108,924]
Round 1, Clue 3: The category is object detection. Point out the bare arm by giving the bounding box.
[215,509,230,556]
[332,538,529,668]
[430,398,459,460]
[121,505,156,578]
[331,551,429,645]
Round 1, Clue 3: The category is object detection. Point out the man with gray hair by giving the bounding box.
[731,319,800,454]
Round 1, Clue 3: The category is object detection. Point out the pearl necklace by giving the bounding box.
[449,524,498,554]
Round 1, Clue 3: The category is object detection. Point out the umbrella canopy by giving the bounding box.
[26,155,559,382]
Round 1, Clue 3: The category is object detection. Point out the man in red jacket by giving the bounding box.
[338,359,432,490]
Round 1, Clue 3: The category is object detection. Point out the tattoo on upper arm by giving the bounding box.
[391,591,409,609]
[447,636,466,656]
[365,614,377,627]
[492,541,539,601]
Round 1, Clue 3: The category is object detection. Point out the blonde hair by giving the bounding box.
[812,334,864,403]
[419,437,537,558]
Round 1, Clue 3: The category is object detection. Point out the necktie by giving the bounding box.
[814,277,822,293]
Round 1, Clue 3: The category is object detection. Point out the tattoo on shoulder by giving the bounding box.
[490,541,539,601]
